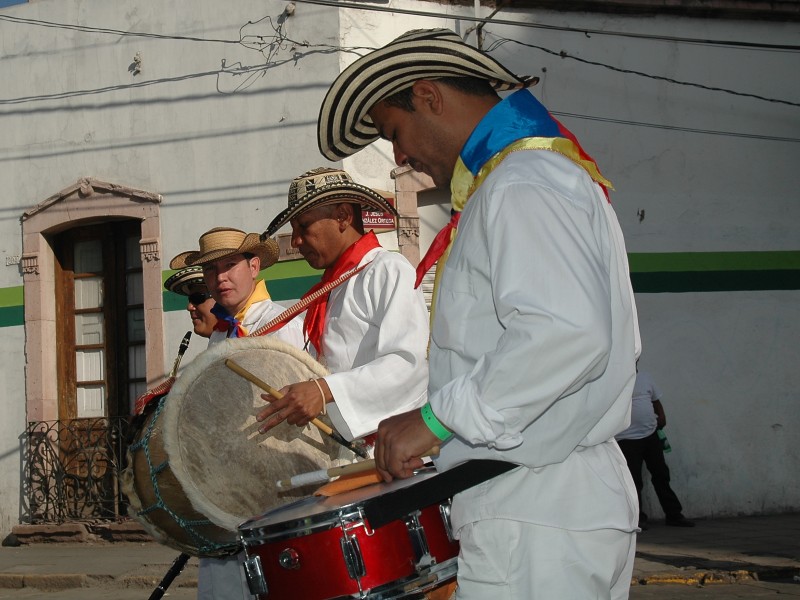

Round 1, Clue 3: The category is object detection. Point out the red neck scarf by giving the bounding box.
[303,231,381,355]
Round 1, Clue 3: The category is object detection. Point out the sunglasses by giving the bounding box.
[188,292,212,306]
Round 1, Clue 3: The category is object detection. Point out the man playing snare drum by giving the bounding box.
[255,168,429,447]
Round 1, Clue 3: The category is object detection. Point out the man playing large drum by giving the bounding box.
[255,168,429,447]
[170,229,306,599]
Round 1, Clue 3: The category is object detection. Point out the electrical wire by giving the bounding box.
[486,37,800,108]
[552,111,800,143]
[1,7,797,141]
[288,0,800,52]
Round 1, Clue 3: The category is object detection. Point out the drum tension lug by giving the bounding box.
[405,510,434,569]
[440,499,456,543]
[242,554,268,596]
[340,534,367,580]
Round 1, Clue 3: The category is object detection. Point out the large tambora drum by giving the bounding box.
[122,336,349,557]
[238,467,459,600]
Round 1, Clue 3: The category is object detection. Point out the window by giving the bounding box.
[53,221,145,419]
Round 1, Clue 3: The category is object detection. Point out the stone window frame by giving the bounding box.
[21,178,165,422]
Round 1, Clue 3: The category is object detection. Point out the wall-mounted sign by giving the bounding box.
[363,192,396,232]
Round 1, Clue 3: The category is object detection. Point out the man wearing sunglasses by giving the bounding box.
[164,266,219,339]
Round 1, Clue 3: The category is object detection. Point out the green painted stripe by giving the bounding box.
[0,305,23,327]
[628,251,800,273]
[2,253,799,327]
[0,285,23,308]
[266,275,322,301]
[632,270,800,293]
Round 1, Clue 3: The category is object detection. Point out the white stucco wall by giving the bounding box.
[0,0,343,538]
[0,0,797,537]
[0,325,26,536]
[337,2,800,518]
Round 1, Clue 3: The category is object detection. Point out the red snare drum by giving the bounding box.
[238,467,458,599]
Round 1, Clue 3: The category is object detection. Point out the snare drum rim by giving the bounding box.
[238,467,443,546]
[239,496,366,545]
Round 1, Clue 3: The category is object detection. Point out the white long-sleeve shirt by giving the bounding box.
[320,247,430,441]
[430,150,641,533]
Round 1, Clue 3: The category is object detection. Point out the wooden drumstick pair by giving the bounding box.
[224,359,369,459]
[276,446,441,490]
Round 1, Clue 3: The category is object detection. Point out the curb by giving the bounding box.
[633,566,800,587]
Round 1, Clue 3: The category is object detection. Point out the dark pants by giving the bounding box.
[617,431,684,519]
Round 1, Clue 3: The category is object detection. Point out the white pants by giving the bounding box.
[455,519,636,600]
[197,552,252,600]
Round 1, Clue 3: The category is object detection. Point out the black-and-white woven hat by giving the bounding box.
[264,167,398,237]
[164,266,206,296]
[318,28,537,161]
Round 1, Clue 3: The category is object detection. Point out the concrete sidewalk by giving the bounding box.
[0,513,797,592]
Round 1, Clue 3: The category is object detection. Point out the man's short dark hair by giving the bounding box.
[383,76,498,112]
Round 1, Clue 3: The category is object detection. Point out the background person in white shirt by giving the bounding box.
[255,167,429,446]
[317,29,641,599]
[616,364,694,529]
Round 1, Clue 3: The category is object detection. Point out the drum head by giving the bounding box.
[160,336,346,531]
[239,467,442,541]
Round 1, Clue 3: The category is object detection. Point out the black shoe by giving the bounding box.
[665,516,695,527]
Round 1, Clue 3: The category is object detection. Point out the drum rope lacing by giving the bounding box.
[128,395,238,555]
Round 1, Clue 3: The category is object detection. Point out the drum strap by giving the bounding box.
[248,262,371,338]
[362,460,518,530]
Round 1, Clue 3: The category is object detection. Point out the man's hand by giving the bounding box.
[375,409,440,482]
[255,380,328,433]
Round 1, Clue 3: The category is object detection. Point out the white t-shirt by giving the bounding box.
[615,370,661,441]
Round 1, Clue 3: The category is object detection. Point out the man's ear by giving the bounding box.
[336,203,355,231]
[249,255,261,276]
[411,80,444,115]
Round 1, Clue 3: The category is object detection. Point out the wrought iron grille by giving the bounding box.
[23,417,134,524]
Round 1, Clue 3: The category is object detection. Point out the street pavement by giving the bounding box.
[0,513,797,598]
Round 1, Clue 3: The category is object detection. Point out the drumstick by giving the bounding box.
[276,446,440,490]
[224,359,369,459]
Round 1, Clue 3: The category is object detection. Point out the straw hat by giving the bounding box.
[317,28,538,161]
[164,266,206,296]
[170,227,279,270]
[264,167,398,237]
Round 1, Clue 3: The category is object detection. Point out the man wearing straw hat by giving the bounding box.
[255,167,429,447]
[164,265,219,339]
[170,227,304,348]
[170,227,304,600]
[318,29,641,598]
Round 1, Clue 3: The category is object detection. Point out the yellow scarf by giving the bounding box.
[234,279,271,336]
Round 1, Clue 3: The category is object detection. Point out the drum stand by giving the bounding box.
[148,552,190,600]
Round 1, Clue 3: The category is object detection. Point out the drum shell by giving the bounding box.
[239,470,459,600]
[122,400,239,556]
[122,336,348,557]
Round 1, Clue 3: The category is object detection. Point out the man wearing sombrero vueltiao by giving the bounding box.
[318,29,641,599]
[256,168,429,448]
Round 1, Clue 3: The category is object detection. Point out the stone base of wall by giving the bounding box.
[6,520,152,545]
